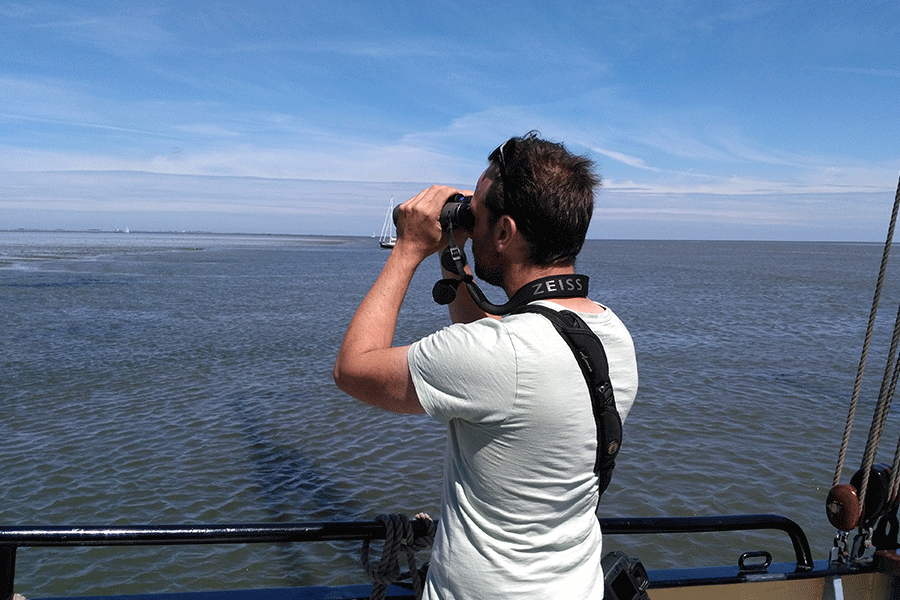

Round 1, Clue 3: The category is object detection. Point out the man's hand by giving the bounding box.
[393,185,461,262]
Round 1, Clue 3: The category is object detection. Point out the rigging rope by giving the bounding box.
[833,174,900,492]
[887,349,900,502]
[362,513,436,600]
[858,296,900,512]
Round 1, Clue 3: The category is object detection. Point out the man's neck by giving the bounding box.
[503,263,604,314]
[503,263,576,299]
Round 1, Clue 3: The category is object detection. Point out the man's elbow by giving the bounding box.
[332,363,341,390]
[333,358,373,403]
[332,350,422,414]
[333,358,354,397]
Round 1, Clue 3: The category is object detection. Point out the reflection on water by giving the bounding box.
[2,233,898,595]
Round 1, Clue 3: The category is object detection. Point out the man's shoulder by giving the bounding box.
[514,301,634,346]
[412,316,516,358]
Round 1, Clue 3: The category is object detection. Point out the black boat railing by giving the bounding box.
[0,513,812,599]
[601,513,814,571]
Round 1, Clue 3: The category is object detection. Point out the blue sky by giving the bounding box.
[1,1,898,240]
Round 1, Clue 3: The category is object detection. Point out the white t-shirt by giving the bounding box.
[408,301,638,600]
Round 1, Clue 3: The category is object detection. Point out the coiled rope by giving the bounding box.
[362,513,436,600]
[833,173,900,509]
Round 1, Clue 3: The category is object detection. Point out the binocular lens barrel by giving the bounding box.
[391,194,474,231]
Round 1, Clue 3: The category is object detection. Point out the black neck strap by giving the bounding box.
[434,273,589,315]
[489,273,590,314]
[433,258,589,316]
[434,221,589,315]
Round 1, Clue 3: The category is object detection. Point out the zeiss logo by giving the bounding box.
[531,277,584,295]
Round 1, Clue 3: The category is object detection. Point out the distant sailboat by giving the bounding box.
[379,198,396,249]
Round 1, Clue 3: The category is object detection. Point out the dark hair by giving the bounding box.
[485,131,600,265]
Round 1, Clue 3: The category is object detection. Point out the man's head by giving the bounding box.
[483,132,599,266]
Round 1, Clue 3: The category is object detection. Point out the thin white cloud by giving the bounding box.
[590,147,659,171]
[172,123,241,138]
[812,66,900,79]
[1,111,171,138]
[3,169,891,241]
[1,1,897,240]
[22,6,175,56]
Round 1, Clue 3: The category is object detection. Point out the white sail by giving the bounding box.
[379,197,396,248]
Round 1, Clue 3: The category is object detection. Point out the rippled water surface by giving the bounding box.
[3,232,900,596]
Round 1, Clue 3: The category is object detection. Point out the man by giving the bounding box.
[334,132,638,599]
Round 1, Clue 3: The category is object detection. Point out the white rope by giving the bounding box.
[833,173,900,492]
[857,177,900,515]
[858,300,900,512]
[362,513,435,600]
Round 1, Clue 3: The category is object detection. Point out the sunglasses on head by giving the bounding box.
[488,139,516,215]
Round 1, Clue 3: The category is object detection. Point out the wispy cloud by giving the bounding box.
[590,147,660,171]
[812,66,900,79]
[18,6,175,55]
[1,1,897,240]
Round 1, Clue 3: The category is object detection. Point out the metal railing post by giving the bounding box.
[0,544,15,600]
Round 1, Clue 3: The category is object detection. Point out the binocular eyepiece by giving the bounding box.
[392,193,474,232]
[439,193,475,231]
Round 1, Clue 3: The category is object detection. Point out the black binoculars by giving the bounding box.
[392,193,474,232]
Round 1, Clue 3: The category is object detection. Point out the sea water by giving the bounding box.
[2,231,900,596]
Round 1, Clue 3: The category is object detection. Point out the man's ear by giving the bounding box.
[493,214,518,252]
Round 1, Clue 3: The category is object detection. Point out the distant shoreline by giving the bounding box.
[1,228,352,237]
[0,229,881,245]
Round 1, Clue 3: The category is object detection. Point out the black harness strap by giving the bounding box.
[513,304,623,501]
